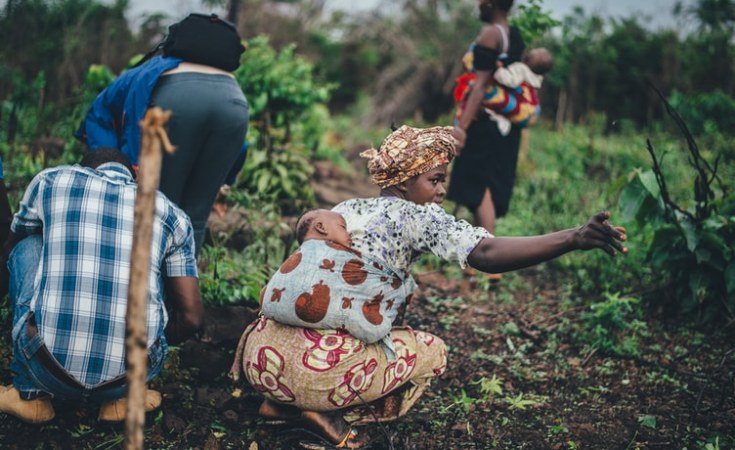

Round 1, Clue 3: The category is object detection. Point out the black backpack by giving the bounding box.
[137,13,245,71]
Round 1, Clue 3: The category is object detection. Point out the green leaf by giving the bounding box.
[638,170,661,198]
[257,173,271,192]
[678,219,699,253]
[638,414,656,429]
[618,173,649,222]
[619,170,664,224]
[648,225,680,268]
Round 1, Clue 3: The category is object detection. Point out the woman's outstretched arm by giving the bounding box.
[467,211,627,273]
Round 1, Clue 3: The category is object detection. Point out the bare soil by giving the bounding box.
[1,160,733,450]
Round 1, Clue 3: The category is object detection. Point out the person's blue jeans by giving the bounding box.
[8,235,166,402]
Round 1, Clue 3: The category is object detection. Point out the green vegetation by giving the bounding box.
[0,0,733,447]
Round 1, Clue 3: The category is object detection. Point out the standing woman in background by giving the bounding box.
[447,0,525,280]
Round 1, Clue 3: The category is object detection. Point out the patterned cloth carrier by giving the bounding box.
[260,240,416,347]
[454,24,540,129]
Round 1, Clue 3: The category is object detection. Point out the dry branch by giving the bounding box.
[124,107,175,450]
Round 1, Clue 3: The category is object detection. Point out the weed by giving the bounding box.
[439,314,459,330]
[474,374,504,399]
[503,393,540,411]
[576,292,645,357]
[472,325,493,337]
[638,414,657,430]
[501,321,521,336]
[443,388,477,414]
[549,424,569,435]
[596,359,616,376]
[92,435,124,450]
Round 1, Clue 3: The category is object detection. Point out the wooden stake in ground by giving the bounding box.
[124,107,175,450]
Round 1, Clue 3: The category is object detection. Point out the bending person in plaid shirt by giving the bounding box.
[0,148,203,424]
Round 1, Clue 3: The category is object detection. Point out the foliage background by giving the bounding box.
[0,0,733,448]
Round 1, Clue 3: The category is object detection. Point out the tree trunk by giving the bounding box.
[227,0,241,24]
[124,107,174,450]
[555,88,567,131]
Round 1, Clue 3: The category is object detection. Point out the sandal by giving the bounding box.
[300,410,370,449]
[335,428,361,448]
[299,428,369,449]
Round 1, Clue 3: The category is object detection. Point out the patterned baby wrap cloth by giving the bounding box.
[260,240,416,346]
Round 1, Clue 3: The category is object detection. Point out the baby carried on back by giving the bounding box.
[259,209,416,346]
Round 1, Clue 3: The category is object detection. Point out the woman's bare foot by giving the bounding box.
[300,410,368,448]
[258,399,301,420]
[485,272,502,282]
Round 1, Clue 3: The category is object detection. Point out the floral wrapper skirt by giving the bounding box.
[231,316,447,424]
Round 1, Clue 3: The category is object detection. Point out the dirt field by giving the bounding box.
[1,160,733,449]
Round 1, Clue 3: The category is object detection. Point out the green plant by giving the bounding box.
[577,292,645,357]
[199,193,294,306]
[618,85,734,322]
[232,35,335,215]
[198,244,271,306]
[474,374,504,399]
[511,0,562,44]
[503,393,539,410]
[237,145,315,215]
[638,414,657,429]
[701,436,722,450]
[668,89,735,136]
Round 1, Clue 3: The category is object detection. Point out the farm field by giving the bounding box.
[1,150,732,450]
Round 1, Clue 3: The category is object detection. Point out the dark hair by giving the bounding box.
[80,148,135,176]
[496,0,514,11]
[295,212,315,244]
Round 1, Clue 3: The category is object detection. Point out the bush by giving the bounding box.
[668,89,735,136]
[618,91,734,322]
[232,35,335,215]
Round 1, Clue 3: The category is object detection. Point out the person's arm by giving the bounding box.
[0,230,25,299]
[164,276,204,345]
[0,180,12,247]
[452,26,503,149]
[75,73,136,150]
[467,211,627,273]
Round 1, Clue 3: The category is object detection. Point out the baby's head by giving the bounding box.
[523,47,553,75]
[296,209,352,248]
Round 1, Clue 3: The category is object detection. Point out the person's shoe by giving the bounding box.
[98,389,162,422]
[0,385,55,424]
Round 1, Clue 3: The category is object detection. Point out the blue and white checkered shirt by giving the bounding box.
[11,162,197,387]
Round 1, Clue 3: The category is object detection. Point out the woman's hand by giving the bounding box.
[574,211,628,256]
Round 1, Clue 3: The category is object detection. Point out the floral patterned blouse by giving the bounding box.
[332,196,492,272]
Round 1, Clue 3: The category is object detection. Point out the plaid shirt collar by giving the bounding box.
[90,162,135,183]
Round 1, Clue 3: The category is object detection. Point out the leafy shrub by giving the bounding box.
[511,0,561,44]
[577,292,646,357]
[232,35,334,215]
[618,89,734,322]
[199,192,296,306]
[668,89,735,136]
[620,170,734,320]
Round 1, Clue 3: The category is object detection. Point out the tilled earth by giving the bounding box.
[1,160,734,449]
[1,264,734,449]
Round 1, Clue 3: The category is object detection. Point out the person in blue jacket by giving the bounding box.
[77,51,249,255]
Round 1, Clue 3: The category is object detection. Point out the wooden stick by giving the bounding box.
[124,107,175,450]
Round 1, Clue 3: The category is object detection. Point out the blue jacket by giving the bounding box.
[75,56,182,166]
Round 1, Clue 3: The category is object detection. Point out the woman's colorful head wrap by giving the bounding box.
[360,125,456,188]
